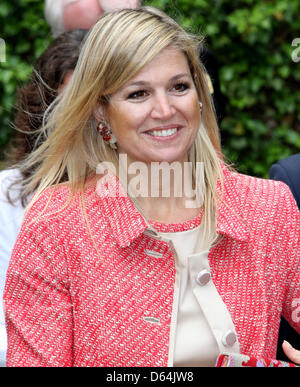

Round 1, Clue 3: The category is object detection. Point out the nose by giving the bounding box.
[151,92,175,120]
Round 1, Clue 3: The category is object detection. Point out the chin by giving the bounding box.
[144,156,183,165]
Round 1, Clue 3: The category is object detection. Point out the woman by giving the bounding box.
[0,29,87,367]
[4,7,300,367]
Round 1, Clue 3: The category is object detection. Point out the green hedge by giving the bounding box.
[0,0,51,155]
[1,0,300,177]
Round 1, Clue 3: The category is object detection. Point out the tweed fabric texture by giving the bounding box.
[4,166,300,367]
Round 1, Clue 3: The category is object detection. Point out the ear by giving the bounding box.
[93,104,105,122]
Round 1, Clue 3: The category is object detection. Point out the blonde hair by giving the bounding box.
[22,6,224,239]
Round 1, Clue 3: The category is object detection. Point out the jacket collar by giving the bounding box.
[84,165,249,248]
[216,166,249,242]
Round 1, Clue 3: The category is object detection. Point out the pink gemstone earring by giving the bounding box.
[97,120,117,149]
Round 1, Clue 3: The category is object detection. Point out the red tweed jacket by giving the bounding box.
[4,167,300,367]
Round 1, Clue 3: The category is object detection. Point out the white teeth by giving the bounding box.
[148,128,178,137]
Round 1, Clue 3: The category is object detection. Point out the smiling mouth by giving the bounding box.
[144,127,179,137]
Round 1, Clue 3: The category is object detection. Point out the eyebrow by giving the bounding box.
[125,73,191,88]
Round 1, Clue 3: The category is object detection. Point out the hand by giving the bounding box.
[100,0,141,12]
[63,0,103,31]
[62,0,141,31]
[282,340,300,364]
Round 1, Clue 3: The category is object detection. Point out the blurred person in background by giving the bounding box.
[45,0,141,37]
[0,29,87,367]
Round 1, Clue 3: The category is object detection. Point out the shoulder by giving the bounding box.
[226,167,289,199]
[0,168,21,180]
[14,183,81,253]
[16,180,107,258]
[0,168,22,204]
[226,168,299,221]
[270,153,300,179]
[23,180,102,229]
[269,154,300,207]
[0,168,22,189]
[26,183,74,220]
[0,170,25,267]
[271,153,300,168]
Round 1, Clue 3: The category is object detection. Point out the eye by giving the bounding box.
[172,82,190,93]
[127,90,149,100]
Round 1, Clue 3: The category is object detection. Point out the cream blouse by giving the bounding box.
[157,225,240,367]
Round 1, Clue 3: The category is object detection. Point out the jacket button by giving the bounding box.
[196,269,211,286]
[222,330,237,347]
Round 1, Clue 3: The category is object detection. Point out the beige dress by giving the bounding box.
[154,224,240,367]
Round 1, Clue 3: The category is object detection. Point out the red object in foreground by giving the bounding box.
[216,353,297,367]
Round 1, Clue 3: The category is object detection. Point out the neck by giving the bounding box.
[136,196,201,224]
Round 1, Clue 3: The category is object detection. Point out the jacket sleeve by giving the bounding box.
[4,216,73,367]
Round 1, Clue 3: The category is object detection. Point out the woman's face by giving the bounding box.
[103,47,201,165]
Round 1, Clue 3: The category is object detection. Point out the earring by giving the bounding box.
[199,101,203,112]
[97,120,117,149]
